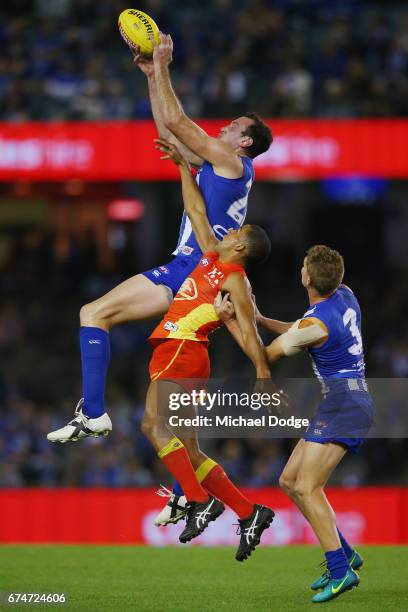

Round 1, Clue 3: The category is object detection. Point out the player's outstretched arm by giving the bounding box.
[131,48,203,167]
[222,274,271,379]
[152,34,243,178]
[266,317,328,363]
[155,139,217,252]
[258,317,294,335]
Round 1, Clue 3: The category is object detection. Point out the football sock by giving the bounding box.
[337,528,354,560]
[158,438,209,503]
[325,547,349,580]
[173,481,184,496]
[196,458,253,519]
[79,326,110,418]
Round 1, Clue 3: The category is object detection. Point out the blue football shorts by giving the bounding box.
[303,379,375,454]
[142,253,201,296]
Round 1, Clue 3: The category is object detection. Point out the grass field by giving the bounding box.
[1,545,407,611]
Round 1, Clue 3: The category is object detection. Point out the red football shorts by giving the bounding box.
[149,339,210,382]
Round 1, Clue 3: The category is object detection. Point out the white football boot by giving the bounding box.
[47,399,112,443]
[154,485,188,526]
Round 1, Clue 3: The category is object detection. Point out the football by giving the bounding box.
[118,8,160,55]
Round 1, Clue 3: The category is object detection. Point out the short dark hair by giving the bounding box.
[242,112,273,159]
[245,225,271,264]
[306,245,344,295]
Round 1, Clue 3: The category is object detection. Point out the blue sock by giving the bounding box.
[337,528,354,560]
[325,547,349,580]
[173,481,184,496]
[79,327,110,418]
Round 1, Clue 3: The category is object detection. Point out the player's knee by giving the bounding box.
[80,302,97,326]
[141,413,155,441]
[279,473,295,496]
[292,480,314,500]
[80,300,110,327]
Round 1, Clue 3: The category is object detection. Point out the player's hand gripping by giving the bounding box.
[214,292,235,323]
[154,138,189,169]
[131,46,154,77]
[152,32,173,66]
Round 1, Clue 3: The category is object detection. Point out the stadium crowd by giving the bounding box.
[1,226,407,489]
[0,0,407,121]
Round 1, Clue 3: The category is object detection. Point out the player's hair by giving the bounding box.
[306,245,344,295]
[242,112,273,159]
[245,225,271,264]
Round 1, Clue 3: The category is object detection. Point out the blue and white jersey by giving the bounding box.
[172,157,254,257]
[303,285,366,380]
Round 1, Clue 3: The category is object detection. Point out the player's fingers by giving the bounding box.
[154,137,172,147]
[160,155,170,160]
[155,144,171,154]
[221,293,231,306]
[214,291,223,308]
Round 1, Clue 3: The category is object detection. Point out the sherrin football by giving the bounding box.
[118,9,160,56]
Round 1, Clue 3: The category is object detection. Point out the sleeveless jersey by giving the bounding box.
[149,252,245,343]
[173,157,254,257]
[303,285,366,379]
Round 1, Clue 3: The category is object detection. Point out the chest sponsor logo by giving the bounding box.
[159,266,169,274]
[164,321,178,332]
[180,245,194,255]
[204,266,225,288]
[174,277,198,301]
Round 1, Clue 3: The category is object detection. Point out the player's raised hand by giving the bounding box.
[152,32,173,66]
[214,292,236,323]
[154,138,188,167]
[131,46,154,77]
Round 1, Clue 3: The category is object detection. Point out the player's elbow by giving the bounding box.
[163,112,183,132]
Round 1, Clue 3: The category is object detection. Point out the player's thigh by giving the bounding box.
[295,441,347,491]
[82,273,172,325]
[279,439,306,490]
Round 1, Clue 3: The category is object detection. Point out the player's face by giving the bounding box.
[219,226,250,254]
[218,116,254,149]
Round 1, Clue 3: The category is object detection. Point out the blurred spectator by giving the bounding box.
[0,0,406,120]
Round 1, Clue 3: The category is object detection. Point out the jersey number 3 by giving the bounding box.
[343,308,363,356]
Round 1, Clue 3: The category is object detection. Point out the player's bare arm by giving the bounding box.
[214,292,250,355]
[152,34,245,178]
[155,138,217,252]
[266,316,328,363]
[132,48,203,167]
[222,273,270,379]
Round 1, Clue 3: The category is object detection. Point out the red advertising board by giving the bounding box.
[0,120,407,181]
[0,487,406,545]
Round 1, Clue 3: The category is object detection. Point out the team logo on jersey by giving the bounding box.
[200,257,209,266]
[180,246,194,255]
[164,321,178,332]
[159,266,169,274]
[174,277,198,301]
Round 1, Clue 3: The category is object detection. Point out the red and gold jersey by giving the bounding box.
[149,252,245,344]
